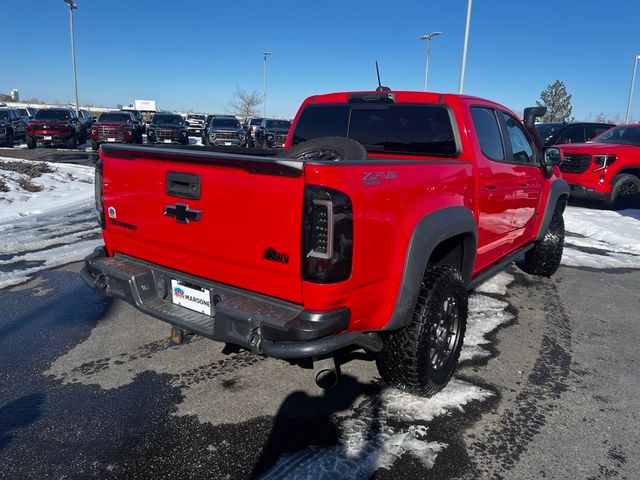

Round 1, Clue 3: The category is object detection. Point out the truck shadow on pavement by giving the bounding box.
[0,393,45,453]
[251,373,382,478]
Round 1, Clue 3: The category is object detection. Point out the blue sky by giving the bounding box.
[2,0,639,119]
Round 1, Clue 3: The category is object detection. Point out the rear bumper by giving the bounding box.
[80,247,382,359]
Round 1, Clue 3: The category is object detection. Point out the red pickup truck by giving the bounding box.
[557,124,640,209]
[81,90,568,395]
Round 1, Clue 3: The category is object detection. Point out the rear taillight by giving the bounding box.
[95,159,105,229]
[302,185,353,283]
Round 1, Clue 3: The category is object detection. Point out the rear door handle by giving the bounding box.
[484,184,497,190]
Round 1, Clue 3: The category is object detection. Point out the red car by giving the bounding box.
[557,124,640,209]
[90,111,144,151]
[81,90,567,395]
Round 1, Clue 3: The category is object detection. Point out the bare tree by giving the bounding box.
[593,112,608,123]
[228,86,263,118]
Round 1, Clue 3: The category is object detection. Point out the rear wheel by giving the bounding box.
[376,265,468,397]
[26,135,36,149]
[66,135,78,149]
[277,136,367,161]
[4,131,13,147]
[609,174,640,210]
[91,139,99,151]
[517,206,564,277]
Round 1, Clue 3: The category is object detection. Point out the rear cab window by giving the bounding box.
[291,104,458,157]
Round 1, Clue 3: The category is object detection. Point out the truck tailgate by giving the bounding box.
[100,145,305,303]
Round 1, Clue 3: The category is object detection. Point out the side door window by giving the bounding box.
[555,125,585,144]
[470,107,505,161]
[500,112,534,164]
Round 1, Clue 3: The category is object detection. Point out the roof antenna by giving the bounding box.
[375,61,391,92]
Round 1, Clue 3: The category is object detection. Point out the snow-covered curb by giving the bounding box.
[0,158,101,289]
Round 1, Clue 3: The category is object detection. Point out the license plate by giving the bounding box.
[44,135,52,140]
[107,138,116,142]
[171,279,212,316]
[163,139,172,143]
[224,142,232,146]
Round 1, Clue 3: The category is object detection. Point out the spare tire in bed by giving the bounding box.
[276,136,367,161]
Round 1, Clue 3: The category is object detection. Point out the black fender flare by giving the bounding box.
[536,179,570,241]
[383,206,477,331]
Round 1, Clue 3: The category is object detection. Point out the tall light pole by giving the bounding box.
[419,31,442,91]
[63,0,80,115]
[459,0,472,94]
[625,54,640,123]
[263,51,271,118]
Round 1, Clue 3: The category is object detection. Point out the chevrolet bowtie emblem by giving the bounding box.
[164,203,202,224]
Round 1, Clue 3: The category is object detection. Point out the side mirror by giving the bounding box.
[543,147,561,166]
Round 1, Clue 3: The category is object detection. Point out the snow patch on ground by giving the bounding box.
[0,157,101,289]
[261,380,492,479]
[563,206,640,269]
[475,271,515,295]
[461,294,514,362]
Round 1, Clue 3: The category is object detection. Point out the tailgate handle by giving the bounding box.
[166,172,201,200]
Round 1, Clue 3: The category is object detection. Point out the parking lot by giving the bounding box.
[1,250,639,479]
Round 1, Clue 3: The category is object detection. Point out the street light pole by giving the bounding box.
[64,0,80,116]
[419,32,442,91]
[459,0,472,94]
[263,51,271,118]
[625,54,640,124]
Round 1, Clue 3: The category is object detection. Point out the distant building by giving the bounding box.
[10,89,19,102]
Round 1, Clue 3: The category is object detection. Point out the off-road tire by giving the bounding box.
[66,136,78,149]
[609,174,640,210]
[376,265,468,397]
[277,136,367,161]
[91,140,99,151]
[26,135,36,149]
[4,131,13,147]
[516,207,564,277]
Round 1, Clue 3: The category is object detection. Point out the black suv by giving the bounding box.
[535,122,613,147]
[203,116,246,147]
[0,108,27,147]
[147,113,189,145]
[255,118,291,149]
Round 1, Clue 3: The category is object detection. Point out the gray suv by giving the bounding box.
[204,116,246,147]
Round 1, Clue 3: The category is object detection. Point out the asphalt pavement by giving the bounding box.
[0,259,639,479]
